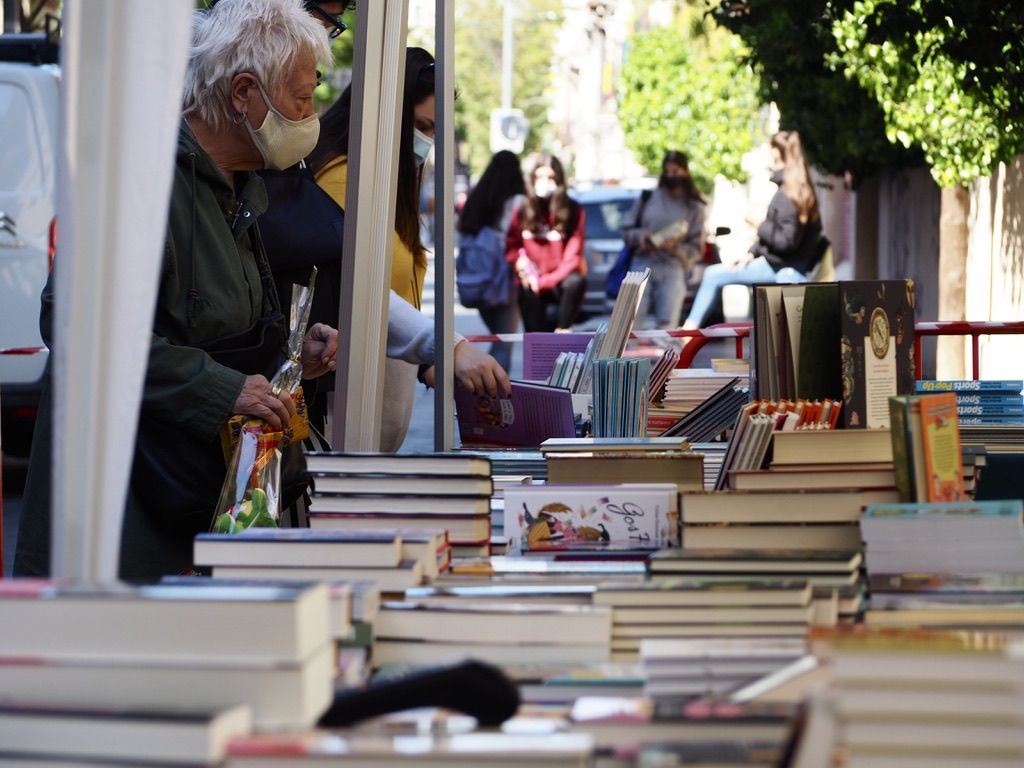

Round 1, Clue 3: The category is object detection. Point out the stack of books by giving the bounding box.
[655,371,747,437]
[639,637,808,700]
[306,452,492,560]
[917,378,1024,425]
[0,702,253,767]
[193,527,448,593]
[225,730,596,768]
[542,436,704,493]
[648,549,862,626]
[370,599,612,667]
[797,627,1024,768]
[591,357,651,438]
[594,580,814,661]
[860,499,1024,628]
[0,580,335,730]
[679,487,899,551]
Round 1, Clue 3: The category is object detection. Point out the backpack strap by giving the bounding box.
[633,189,653,228]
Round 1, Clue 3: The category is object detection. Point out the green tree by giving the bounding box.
[831,0,1024,375]
[453,0,562,175]
[708,0,919,183]
[618,24,761,192]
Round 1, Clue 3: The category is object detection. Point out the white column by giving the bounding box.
[332,0,410,450]
[53,1,192,583]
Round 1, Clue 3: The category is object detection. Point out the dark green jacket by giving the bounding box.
[15,122,285,581]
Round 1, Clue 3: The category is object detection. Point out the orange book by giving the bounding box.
[918,392,965,502]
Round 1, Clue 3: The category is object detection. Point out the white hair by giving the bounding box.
[183,0,332,131]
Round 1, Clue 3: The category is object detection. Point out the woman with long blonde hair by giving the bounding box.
[682,130,825,330]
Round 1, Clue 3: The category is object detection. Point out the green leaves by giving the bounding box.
[618,25,761,191]
[830,0,1024,186]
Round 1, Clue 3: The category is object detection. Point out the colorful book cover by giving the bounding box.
[917,392,965,502]
[917,379,1024,393]
[949,393,1024,406]
[957,403,1024,417]
[503,483,678,552]
[455,380,576,448]
[839,280,916,429]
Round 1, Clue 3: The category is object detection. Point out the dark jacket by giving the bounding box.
[750,172,823,275]
[14,122,285,581]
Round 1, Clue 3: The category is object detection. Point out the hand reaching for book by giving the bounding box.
[421,340,511,397]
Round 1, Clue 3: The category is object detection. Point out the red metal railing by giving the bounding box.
[465,320,1024,380]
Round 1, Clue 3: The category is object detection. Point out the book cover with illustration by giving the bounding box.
[917,392,966,502]
[504,484,678,552]
[454,380,576,448]
[839,280,916,429]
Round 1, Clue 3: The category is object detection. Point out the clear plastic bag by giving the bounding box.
[210,269,318,534]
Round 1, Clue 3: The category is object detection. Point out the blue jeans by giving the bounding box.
[633,253,686,328]
[684,257,806,328]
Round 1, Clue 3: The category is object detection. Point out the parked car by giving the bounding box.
[569,184,645,320]
[0,33,59,456]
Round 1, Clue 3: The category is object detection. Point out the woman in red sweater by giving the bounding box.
[505,153,586,332]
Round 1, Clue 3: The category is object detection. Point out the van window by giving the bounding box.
[0,83,43,194]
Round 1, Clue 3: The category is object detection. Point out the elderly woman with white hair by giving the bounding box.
[15,0,337,581]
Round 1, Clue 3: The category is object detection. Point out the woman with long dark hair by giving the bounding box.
[622,150,706,328]
[456,150,526,370]
[301,47,507,449]
[682,130,824,330]
[505,153,586,332]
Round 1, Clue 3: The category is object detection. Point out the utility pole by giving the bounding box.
[501,0,513,110]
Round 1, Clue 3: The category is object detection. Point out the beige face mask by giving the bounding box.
[244,80,320,170]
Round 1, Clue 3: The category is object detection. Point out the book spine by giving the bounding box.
[955,404,1024,417]
[948,393,1024,406]
[916,379,1024,393]
[958,416,1024,425]
[888,397,913,503]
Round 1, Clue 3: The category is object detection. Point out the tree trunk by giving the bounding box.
[937,184,969,379]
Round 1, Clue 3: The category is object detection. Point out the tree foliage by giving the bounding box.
[453,0,562,175]
[831,0,1024,187]
[708,0,919,183]
[618,24,760,192]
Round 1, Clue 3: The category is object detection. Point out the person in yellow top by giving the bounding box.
[306,47,440,450]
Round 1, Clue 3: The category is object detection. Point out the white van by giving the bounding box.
[0,34,59,456]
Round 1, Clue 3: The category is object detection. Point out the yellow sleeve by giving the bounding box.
[314,157,348,210]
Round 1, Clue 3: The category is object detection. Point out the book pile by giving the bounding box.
[715,398,847,490]
[194,527,448,593]
[369,599,613,667]
[796,627,1024,768]
[659,378,751,441]
[917,378,1024,425]
[655,369,746,428]
[648,549,863,626]
[751,280,916,430]
[640,637,808,700]
[691,441,730,489]
[0,580,335,731]
[0,702,253,768]
[306,452,492,562]
[594,580,814,662]
[564,694,793,754]
[647,345,681,403]
[860,500,1024,628]
[680,487,899,552]
[542,436,704,493]
[591,357,651,438]
[225,730,595,768]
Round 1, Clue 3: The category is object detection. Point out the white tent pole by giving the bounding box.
[332,0,410,451]
[52,1,192,584]
[432,0,455,451]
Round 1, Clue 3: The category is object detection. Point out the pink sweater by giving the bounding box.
[504,205,587,293]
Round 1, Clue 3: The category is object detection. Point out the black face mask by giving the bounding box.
[664,176,686,189]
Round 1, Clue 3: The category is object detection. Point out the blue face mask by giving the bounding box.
[413,128,434,167]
